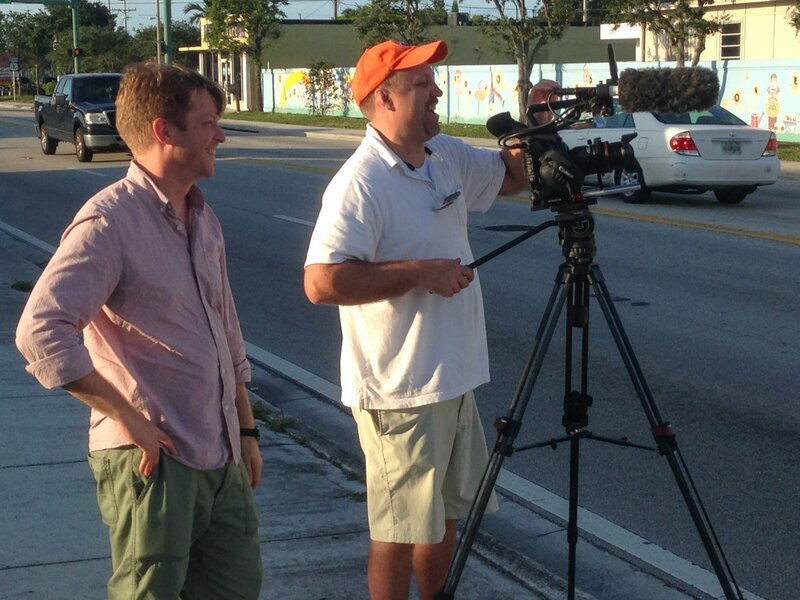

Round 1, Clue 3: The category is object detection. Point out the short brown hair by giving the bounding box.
[116,62,225,155]
[358,72,399,119]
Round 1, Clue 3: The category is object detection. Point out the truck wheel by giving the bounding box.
[75,128,94,163]
[40,125,58,155]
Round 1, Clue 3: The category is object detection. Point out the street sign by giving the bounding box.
[9,60,19,72]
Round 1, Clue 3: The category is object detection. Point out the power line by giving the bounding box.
[111,0,137,33]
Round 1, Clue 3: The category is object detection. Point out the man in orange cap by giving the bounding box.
[304,39,527,599]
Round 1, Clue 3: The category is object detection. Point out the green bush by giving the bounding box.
[303,61,340,117]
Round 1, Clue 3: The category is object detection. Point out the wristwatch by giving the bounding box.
[240,426,260,440]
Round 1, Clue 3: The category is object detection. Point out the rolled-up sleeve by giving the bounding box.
[15,214,122,389]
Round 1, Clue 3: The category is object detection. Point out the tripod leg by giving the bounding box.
[564,277,591,600]
[588,265,744,600]
[436,267,572,599]
[567,433,580,600]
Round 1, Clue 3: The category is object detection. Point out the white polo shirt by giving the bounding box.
[305,125,506,409]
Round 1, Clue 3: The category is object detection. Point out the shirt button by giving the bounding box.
[176,224,184,231]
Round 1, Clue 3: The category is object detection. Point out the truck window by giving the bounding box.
[74,77,120,103]
[61,78,73,101]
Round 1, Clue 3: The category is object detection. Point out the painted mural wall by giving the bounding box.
[262,59,800,142]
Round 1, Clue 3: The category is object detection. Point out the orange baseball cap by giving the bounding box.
[351,39,449,105]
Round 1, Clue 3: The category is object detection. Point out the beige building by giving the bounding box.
[180,18,257,112]
[640,0,800,62]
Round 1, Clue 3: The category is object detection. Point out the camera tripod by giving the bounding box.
[435,203,743,600]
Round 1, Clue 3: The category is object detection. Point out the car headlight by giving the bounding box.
[84,112,109,125]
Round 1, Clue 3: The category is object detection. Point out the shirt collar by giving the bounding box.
[126,161,206,214]
[364,124,435,174]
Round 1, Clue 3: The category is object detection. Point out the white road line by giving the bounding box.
[72,169,106,177]
[0,220,56,254]
[273,214,314,227]
[244,341,765,600]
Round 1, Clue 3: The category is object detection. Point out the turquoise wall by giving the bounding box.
[262,59,800,142]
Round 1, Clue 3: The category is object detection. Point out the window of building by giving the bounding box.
[720,23,741,60]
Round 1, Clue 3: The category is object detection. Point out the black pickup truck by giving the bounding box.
[34,73,128,162]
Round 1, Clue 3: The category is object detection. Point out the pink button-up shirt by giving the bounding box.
[16,162,251,470]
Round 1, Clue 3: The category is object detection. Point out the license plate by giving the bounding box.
[721,141,741,155]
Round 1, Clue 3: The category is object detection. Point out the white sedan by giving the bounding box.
[558,103,780,204]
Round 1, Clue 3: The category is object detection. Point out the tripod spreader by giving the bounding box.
[651,423,677,454]
[492,416,522,457]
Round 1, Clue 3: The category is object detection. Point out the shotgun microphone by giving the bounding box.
[617,66,719,114]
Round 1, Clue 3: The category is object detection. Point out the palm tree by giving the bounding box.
[183,0,214,26]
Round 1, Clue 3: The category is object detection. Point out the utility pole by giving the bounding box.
[162,0,173,65]
[71,0,81,73]
[155,0,162,64]
[112,0,137,33]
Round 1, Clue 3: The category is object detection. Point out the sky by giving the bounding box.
[1,1,500,32]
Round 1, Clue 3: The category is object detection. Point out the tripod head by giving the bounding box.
[553,206,597,266]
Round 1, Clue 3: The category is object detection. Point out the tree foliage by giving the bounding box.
[791,1,800,32]
[603,0,726,67]
[341,0,448,47]
[480,0,576,120]
[0,2,201,86]
[205,0,287,61]
[45,0,116,30]
[205,0,287,111]
[183,0,215,26]
[129,22,200,68]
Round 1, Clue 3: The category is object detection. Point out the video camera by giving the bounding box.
[487,46,637,211]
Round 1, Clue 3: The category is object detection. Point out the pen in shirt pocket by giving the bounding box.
[434,190,461,211]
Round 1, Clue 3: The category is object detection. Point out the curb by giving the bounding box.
[245,380,585,600]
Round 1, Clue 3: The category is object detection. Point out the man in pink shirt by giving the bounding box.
[16,63,262,599]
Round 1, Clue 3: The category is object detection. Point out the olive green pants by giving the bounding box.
[88,448,261,600]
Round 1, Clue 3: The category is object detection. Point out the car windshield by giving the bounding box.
[652,104,747,126]
[72,77,121,103]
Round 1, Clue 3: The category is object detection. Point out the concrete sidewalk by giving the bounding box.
[0,229,572,599]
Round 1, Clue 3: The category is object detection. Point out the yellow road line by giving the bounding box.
[591,205,800,245]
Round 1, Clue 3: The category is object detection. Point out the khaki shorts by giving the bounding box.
[352,391,498,544]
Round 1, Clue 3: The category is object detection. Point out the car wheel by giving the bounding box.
[74,128,94,163]
[39,125,58,155]
[714,189,749,204]
[614,162,651,204]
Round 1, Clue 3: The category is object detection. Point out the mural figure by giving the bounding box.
[487,67,505,113]
[765,73,780,131]
[582,64,594,85]
[452,69,467,115]
[473,81,489,116]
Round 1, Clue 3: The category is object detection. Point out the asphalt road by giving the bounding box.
[1,107,799,600]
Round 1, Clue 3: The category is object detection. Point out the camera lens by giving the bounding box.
[569,138,635,176]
